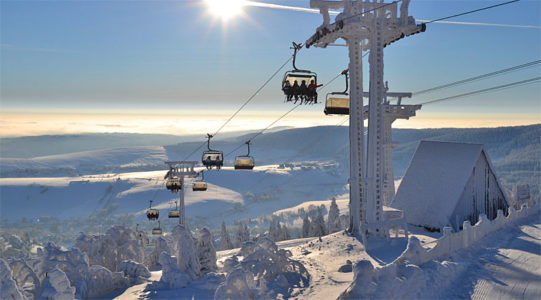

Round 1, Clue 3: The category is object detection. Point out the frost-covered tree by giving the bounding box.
[0,258,26,300]
[328,197,341,233]
[145,236,171,269]
[195,228,217,274]
[281,224,291,241]
[302,214,311,238]
[215,237,310,299]
[220,221,234,250]
[35,242,90,299]
[236,222,250,247]
[310,207,326,237]
[39,268,76,300]
[8,259,40,299]
[87,265,128,298]
[75,225,144,272]
[170,225,201,280]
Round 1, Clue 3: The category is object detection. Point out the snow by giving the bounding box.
[39,268,76,300]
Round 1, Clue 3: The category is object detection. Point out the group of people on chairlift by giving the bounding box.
[205,155,223,169]
[283,79,322,104]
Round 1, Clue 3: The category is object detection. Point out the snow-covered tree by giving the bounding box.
[302,214,311,238]
[220,221,234,250]
[170,225,201,280]
[236,222,250,247]
[8,259,40,299]
[215,237,310,299]
[35,242,90,299]
[0,258,26,300]
[195,228,217,274]
[145,236,171,269]
[87,265,128,298]
[75,225,144,272]
[310,207,326,237]
[281,224,291,241]
[328,197,341,233]
[39,268,76,300]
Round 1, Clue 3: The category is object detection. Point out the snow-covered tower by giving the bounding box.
[306,0,425,239]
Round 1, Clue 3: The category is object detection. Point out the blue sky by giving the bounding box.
[1,0,540,136]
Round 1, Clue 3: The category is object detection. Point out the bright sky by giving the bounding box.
[1,0,540,137]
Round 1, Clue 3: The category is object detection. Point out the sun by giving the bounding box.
[204,0,246,21]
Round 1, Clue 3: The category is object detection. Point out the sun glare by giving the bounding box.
[205,0,246,21]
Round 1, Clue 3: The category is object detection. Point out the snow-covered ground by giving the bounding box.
[110,214,540,300]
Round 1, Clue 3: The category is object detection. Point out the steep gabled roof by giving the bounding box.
[392,140,487,229]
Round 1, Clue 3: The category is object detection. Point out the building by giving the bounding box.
[392,141,509,231]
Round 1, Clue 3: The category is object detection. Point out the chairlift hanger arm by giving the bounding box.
[290,42,311,73]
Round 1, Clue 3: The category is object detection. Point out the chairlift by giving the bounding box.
[152,221,163,235]
[202,134,224,170]
[192,171,208,191]
[234,141,255,170]
[165,177,182,192]
[146,200,159,221]
[168,201,180,218]
[282,42,318,104]
[324,69,350,115]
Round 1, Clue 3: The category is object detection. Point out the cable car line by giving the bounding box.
[224,68,357,160]
[180,55,293,162]
[423,0,520,25]
[417,76,541,106]
[414,60,541,96]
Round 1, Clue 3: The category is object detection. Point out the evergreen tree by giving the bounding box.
[310,207,326,237]
[220,221,233,250]
[302,214,311,238]
[328,197,341,233]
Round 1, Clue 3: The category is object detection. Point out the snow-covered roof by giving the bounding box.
[392,141,490,229]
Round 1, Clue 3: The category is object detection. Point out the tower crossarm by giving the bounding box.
[306,0,425,49]
[362,104,422,120]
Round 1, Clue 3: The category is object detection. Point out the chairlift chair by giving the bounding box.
[152,221,163,235]
[324,69,350,115]
[234,141,255,170]
[192,171,208,191]
[146,200,159,221]
[165,177,182,192]
[202,134,224,170]
[168,201,180,218]
[282,42,318,104]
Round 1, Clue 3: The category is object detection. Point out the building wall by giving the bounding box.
[450,152,508,230]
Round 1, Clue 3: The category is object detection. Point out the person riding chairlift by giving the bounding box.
[292,80,300,102]
[205,156,212,170]
[307,80,322,104]
[215,156,223,169]
[283,81,293,102]
[299,80,308,104]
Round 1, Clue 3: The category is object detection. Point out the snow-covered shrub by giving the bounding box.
[7,259,40,299]
[35,242,89,299]
[214,269,258,300]
[220,221,234,250]
[195,228,217,274]
[157,252,191,289]
[87,265,128,298]
[235,222,250,247]
[39,268,76,300]
[0,258,26,300]
[215,237,310,299]
[75,225,145,272]
[145,236,171,269]
[117,260,150,283]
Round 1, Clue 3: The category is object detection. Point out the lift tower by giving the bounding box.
[164,161,198,225]
[306,0,425,239]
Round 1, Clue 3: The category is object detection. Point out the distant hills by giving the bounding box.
[1,124,539,193]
